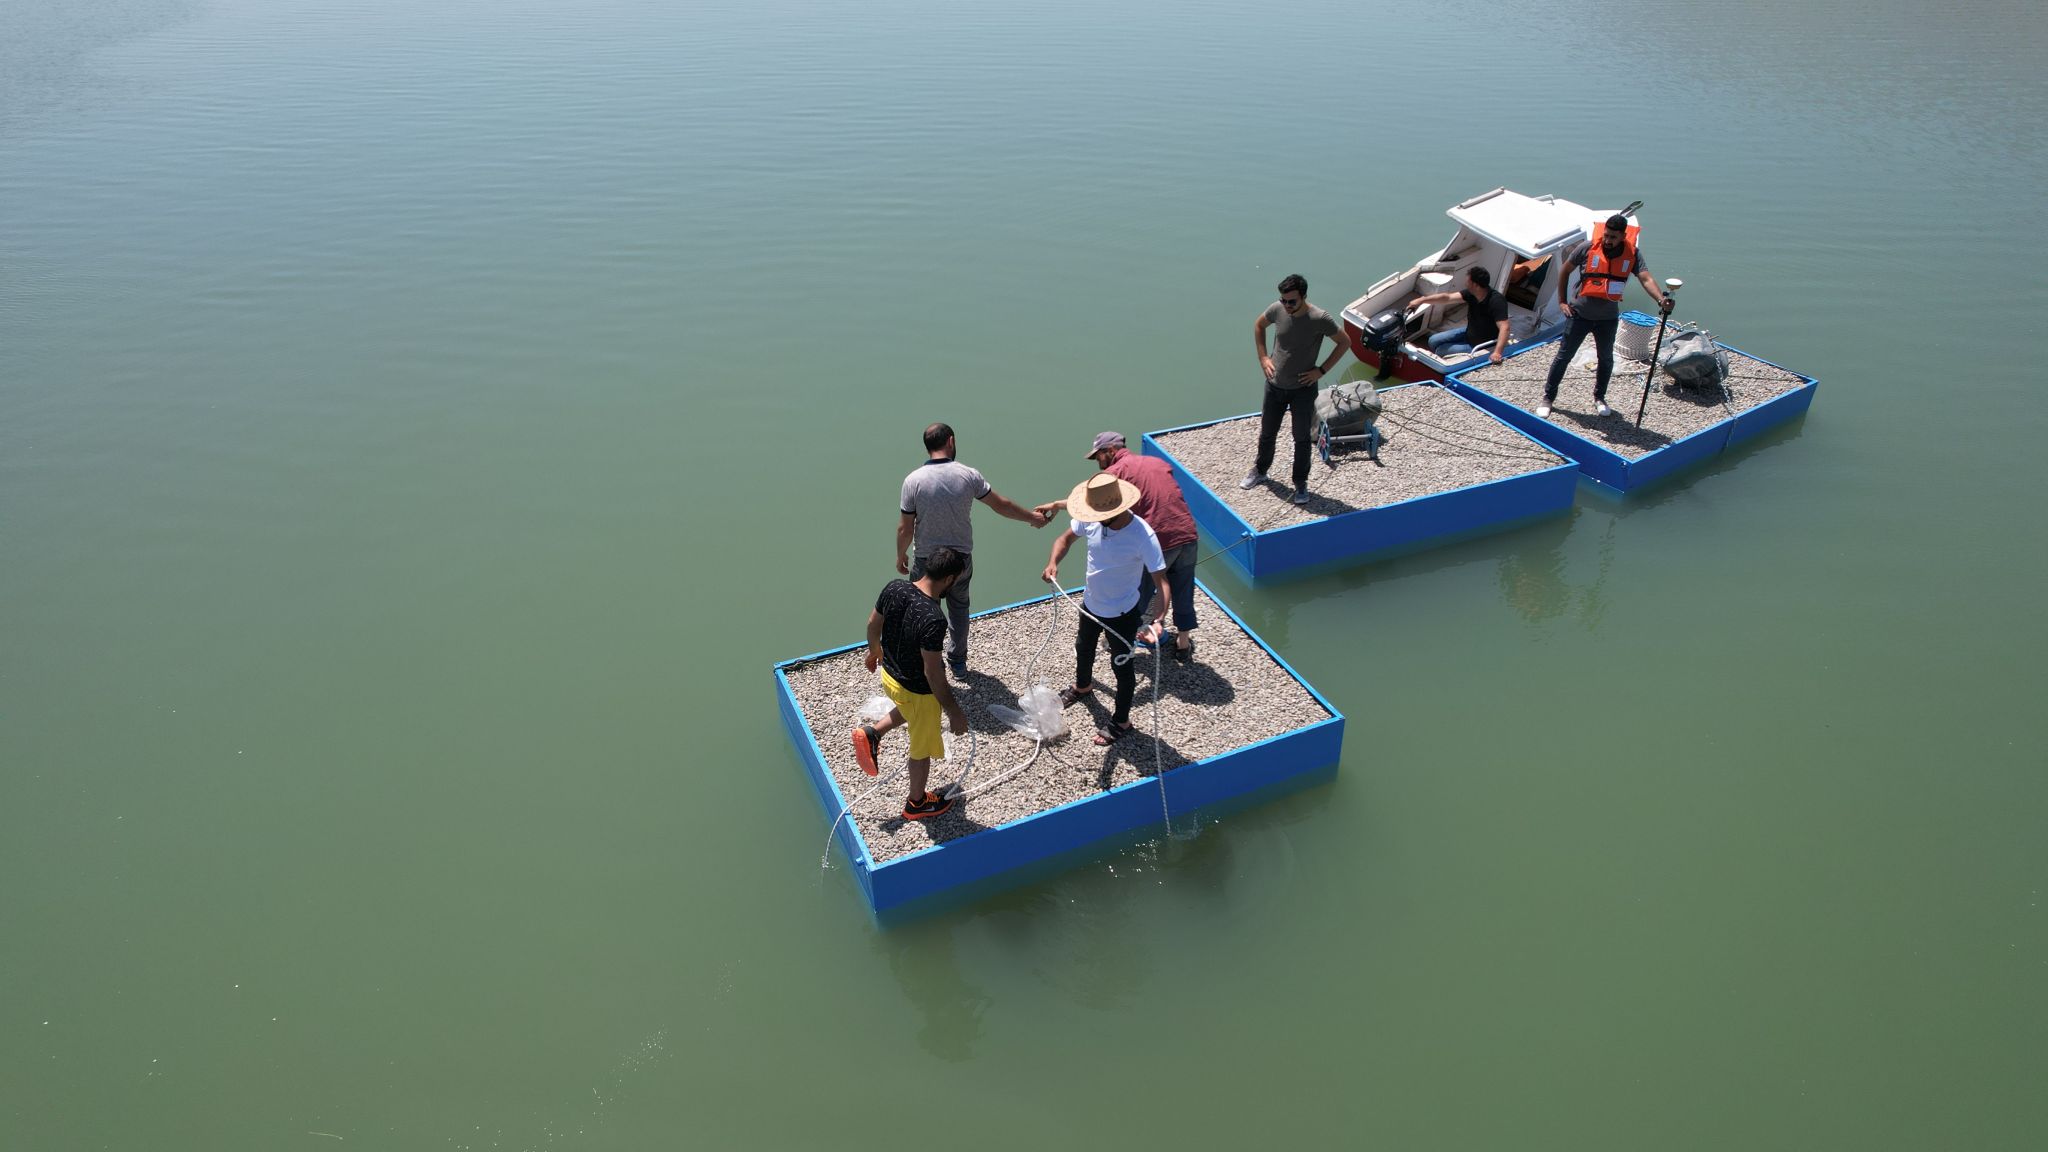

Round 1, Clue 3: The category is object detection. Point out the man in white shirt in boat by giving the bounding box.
[1539,213,1671,419]
[1042,474,1171,747]
[1409,266,1511,365]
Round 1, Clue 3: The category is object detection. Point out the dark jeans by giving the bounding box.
[907,551,972,666]
[1255,382,1316,489]
[1133,542,1198,634]
[1076,603,1143,726]
[1544,310,1621,402]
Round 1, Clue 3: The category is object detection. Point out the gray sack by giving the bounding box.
[1658,327,1729,391]
[1313,380,1383,436]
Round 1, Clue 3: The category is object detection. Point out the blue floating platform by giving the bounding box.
[1142,384,1579,583]
[1447,314,1819,494]
[774,580,1343,921]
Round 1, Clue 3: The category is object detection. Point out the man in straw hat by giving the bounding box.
[1041,474,1172,746]
[854,546,972,822]
[1036,432,1200,662]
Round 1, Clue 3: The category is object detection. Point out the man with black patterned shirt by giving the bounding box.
[853,547,971,821]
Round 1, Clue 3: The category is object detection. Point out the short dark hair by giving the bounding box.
[1466,266,1491,289]
[921,546,967,582]
[922,422,954,453]
[1605,213,1630,232]
[1277,274,1307,298]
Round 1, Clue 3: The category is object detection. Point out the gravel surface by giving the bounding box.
[1457,341,1810,459]
[782,588,1332,864]
[1149,384,1565,531]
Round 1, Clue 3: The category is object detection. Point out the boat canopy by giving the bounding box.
[1445,189,1619,258]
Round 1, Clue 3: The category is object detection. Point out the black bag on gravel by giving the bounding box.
[1659,327,1729,391]
[1314,380,1383,436]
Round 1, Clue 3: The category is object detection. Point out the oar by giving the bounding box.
[1633,278,1682,427]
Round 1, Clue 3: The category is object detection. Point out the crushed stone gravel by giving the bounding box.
[1149,383,1565,531]
[783,588,1331,865]
[1457,341,1809,459]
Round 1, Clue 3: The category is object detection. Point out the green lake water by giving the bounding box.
[4,0,2045,1147]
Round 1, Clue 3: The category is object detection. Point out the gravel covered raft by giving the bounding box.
[1149,384,1566,530]
[1457,343,1809,459]
[782,588,1331,865]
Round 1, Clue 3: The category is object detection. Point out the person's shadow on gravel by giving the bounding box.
[1140,658,1236,707]
[1566,408,1673,452]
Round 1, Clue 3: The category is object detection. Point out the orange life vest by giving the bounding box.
[1578,223,1639,301]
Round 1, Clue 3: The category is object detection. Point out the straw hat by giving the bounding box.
[1066,473,1141,523]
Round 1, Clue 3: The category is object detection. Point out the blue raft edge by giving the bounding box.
[1445,314,1819,494]
[1142,382,1579,582]
[774,578,1345,920]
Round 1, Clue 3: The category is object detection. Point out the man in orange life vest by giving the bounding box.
[1538,213,1672,419]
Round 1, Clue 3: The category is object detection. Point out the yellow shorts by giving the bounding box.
[880,669,946,760]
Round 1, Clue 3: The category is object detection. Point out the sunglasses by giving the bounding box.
[1280,297,1303,307]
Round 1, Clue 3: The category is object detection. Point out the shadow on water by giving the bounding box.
[1494,507,1617,629]
[875,917,991,1062]
[1578,408,1815,512]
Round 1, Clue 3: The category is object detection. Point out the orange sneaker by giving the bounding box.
[851,726,880,776]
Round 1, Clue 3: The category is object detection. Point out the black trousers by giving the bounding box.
[1544,312,1621,402]
[1255,382,1316,489]
[1076,604,1143,726]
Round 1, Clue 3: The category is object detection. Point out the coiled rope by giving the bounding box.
[821,579,1184,873]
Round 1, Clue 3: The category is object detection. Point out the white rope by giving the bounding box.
[1049,583,1176,837]
[823,577,1186,878]
[818,759,907,871]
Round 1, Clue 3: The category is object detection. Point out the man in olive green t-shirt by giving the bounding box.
[1245,273,1348,504]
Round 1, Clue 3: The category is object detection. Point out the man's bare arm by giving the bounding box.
[1636,265,1668,309]
[895,512,915,574]
[924,649,967,731]
[1042,530,1078,584]
[982,489,1049,527]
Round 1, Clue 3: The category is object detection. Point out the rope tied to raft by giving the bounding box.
[821,577,1188,874]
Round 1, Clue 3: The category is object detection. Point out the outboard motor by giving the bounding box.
[1361,307,1408,380]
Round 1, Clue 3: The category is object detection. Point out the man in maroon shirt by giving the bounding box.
[1038,432,1202,661]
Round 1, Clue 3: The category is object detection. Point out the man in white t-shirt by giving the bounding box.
[1041,473,1170,746]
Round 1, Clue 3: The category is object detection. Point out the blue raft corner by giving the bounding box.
[1142,383,1579,583]
[1446,314,1819,494]
[774,579,1344,920]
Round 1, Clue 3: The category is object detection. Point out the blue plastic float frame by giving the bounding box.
[774,579,1344,921]
[1141,383,1581,583]
[1446,312,1820,494]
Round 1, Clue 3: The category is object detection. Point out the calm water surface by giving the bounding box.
[4,0,2045,1147]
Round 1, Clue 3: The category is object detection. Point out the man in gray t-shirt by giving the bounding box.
[895,421,1049,673]
[1244,273,1349,503]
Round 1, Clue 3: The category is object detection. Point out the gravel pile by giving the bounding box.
[782,588,1332,864]
[1457,344,1809,459]
[1149,384,1565,531]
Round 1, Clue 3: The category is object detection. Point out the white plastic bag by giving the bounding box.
[988,684,1068,743]
[857,695,894,724]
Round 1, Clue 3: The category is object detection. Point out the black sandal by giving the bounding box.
[1058,684,1094,708]
[1093,720,1136,746]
